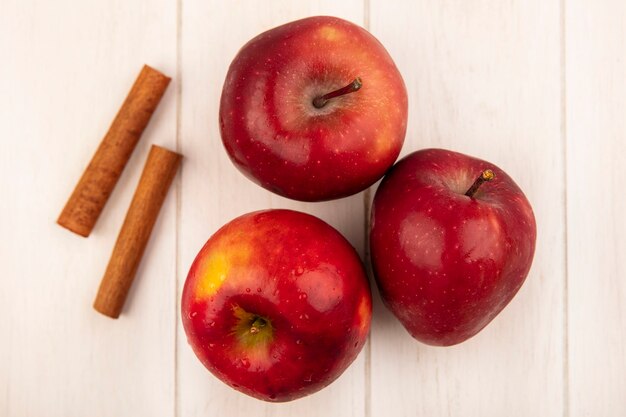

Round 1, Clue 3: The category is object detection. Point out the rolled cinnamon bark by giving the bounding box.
[58,65,171,237]
[93,145,181,318]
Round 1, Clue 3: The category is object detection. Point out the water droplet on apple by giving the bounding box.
[295,267,304,275]
[296,339,302,345]
[256,287,262,292]
[245,288,251,293]
[189,311,197,319]
[208,343,215,348]
[209,321,215,327]
[240,358,250,368]
[269,394,276,400]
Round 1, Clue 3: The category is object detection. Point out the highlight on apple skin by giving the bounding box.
[370,149,536,346]
[182,209,372,402]
[219,16,408,201]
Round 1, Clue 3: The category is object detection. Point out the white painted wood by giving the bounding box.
[176,2,367,417]
[566,1,626,415]
[3,0,626,415]
[368,1,566,416]
[0,1,177,416]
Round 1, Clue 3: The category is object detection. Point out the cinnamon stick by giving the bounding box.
[93,145,181,318]
[58,65,171,237]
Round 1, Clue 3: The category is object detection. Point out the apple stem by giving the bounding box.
[465,169,495,198]
[249,316,267,334]
[312,78,362,109]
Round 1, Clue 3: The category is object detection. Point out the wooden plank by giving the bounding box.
[566,0,626,415]
[0,1,177,416]
[176,1,367,416]
[368,1,566,415]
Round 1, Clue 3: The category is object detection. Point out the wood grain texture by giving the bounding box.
[176,2,367,416]
[0,0,177,416]
[566,0,626,414]
[368,1,566,415]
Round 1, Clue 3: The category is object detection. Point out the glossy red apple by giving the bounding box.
[182,209,372,402]
[370,149,536,346]
[219,16,408,201]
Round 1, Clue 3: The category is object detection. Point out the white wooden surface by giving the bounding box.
[567,1,626,415]
[0,0,623,416]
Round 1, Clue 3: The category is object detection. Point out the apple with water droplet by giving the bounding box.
[219,16,408,201]
[182,209,372,401]
[370,149,536,346]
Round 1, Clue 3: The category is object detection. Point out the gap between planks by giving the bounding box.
[174,0,184,416]
[560,0,570,415]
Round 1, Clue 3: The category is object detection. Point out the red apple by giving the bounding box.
[370,149,536,346]
[219,16,408,201]
[182,209,372,401]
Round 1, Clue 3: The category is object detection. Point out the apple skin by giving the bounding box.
[182,209,372,402]
[370,149,536,346]
[219,16,408,201]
